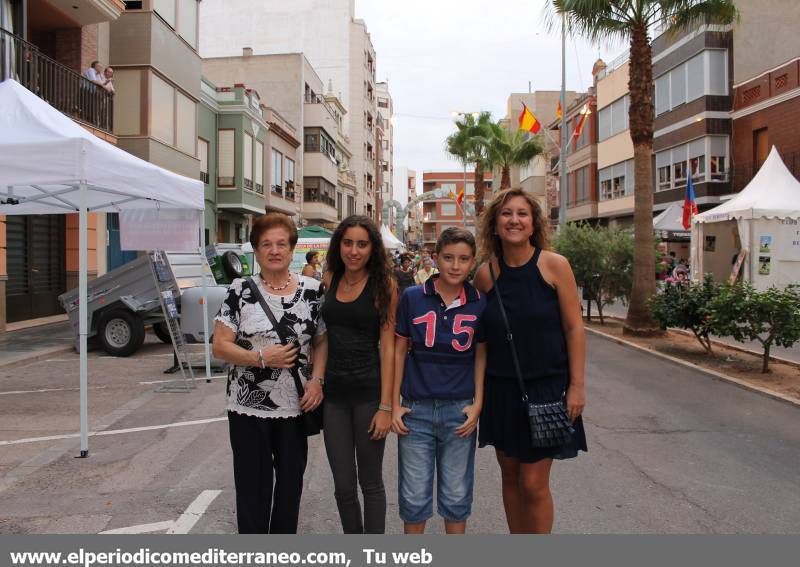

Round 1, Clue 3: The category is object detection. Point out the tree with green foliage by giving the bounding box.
[549,0,739,335]
[711,283,800,373]
[445,111,494,217]
[481,123,544,191]
[648,274,718,353]
[553,223,633,324]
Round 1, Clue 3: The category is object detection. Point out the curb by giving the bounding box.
[0,345,74,370]
[596,315,799,367]
[584,325,800,408]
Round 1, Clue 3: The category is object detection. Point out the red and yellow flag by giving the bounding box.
[518,104,541,134]
[573,105,589,138]
[556,101,563,121]
[456,188,465,206]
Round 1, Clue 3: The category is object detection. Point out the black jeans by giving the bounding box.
[323,398,386,533]
[227,411,307,534]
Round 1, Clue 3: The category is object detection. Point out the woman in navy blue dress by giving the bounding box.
[474,188,587,534]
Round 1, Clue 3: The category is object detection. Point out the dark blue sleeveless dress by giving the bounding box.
[478,248,588,463]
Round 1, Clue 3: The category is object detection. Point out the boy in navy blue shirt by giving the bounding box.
[391,227,486,534]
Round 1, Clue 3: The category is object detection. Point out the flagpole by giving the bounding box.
[558,9,568,230]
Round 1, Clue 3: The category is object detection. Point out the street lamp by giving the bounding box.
[451,110,482,229]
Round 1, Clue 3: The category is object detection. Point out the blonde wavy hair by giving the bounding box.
[477,187,551,262]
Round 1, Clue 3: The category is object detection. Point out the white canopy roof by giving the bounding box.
[0,79,203,215]
[653,203,688,232]
[695,146,800,223]
[381,224,405,250]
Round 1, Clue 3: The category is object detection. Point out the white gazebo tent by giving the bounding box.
[381,223,406,251]
[691,146,800,289]
[0,79,207,456]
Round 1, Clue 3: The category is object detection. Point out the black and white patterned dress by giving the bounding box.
[215,276,324,419]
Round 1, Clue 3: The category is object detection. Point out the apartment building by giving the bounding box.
[197,79,298,244]
[557,90,598,223]
[730,0,800,191]
[595,55,635,229]
[505,90,578,202]
[202,52,341,228]
[376,82,394,227]
[198,0,386,222]
[420,171,493,249]
[324,88,356,222]
[651,24,733,212]
[0,0,124,328]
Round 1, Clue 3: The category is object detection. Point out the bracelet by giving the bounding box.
[257,350,265,369]
[310,376,325,386]
[378,403,392,412]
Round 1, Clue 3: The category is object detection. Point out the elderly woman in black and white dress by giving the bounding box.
[213,212,326,534]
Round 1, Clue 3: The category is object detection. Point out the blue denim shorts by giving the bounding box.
[397,398,477,523]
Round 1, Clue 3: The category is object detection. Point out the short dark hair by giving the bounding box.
[305,250,318,263]
[90,60,100,68]
[249,213,298,249]
[436,227,476,256]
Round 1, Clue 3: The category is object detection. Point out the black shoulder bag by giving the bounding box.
[488,260,574,448]
[245,277,324,436]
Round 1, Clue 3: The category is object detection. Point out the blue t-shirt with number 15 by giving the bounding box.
[395,276,486,401]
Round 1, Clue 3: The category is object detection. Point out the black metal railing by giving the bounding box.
[200,171,210,184]
[243,178,253,191]
[255,183,263,195]
[271,184,283,196]
[730,152,800,192]
[304,188,335,207]
[1,28,113,132]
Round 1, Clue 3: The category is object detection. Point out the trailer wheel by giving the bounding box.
[221,251,244,279]
[98,309,145,357]
[153,321,172,344]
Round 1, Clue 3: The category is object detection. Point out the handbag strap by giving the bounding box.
[244,277,306,399]
[488,259,529,403]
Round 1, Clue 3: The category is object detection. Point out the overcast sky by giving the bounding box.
[354,0,625,202]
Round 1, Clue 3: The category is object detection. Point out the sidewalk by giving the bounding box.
[0,320,75,367]
[597,300,800,364]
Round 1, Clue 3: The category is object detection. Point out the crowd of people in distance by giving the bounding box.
[211,188,587,535]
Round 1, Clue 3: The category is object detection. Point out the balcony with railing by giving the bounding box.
[302,187,337,223]
[1,28,114,133]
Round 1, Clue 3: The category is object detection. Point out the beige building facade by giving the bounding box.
[596,58,635,228]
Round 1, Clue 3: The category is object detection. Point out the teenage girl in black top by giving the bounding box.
[474,188,587,534]
[320,215,398,534]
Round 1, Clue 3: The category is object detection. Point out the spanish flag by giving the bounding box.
[518,103,541,134]
[556,101,563,121]
[456,188,465,206]
[573,105,589,138]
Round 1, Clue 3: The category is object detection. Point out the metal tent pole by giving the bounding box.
[199,211,211,382]
[78,181,89,458]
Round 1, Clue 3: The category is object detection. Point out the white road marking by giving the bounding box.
[99,490,222,535]
[0,385,110,396]
[139,374,227,385]
[0,416,227,447]
[167,490,223,534]
[100,520,175,535]
[0,374,225,395]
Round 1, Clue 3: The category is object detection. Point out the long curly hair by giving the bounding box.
[325,215,394,325]
[477,187,551,262]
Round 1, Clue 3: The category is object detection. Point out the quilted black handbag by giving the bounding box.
[245,277,324,437]
[488,261,574,449]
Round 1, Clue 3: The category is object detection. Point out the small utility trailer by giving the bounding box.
[58,246,249,357]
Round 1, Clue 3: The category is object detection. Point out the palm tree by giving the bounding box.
[550,0,738,335]
[445,111,493,217]
[483,122,545,191]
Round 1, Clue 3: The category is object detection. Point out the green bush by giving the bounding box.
[553,223,633,323]
[711,282,800,373]
[648,274,718,353]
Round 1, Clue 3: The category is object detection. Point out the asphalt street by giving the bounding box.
[0,333,798,534]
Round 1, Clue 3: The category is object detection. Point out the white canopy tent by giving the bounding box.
[653,203,691,240]
[691,146,800,288]
[380,223,406,251]
[0,79,207,456]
